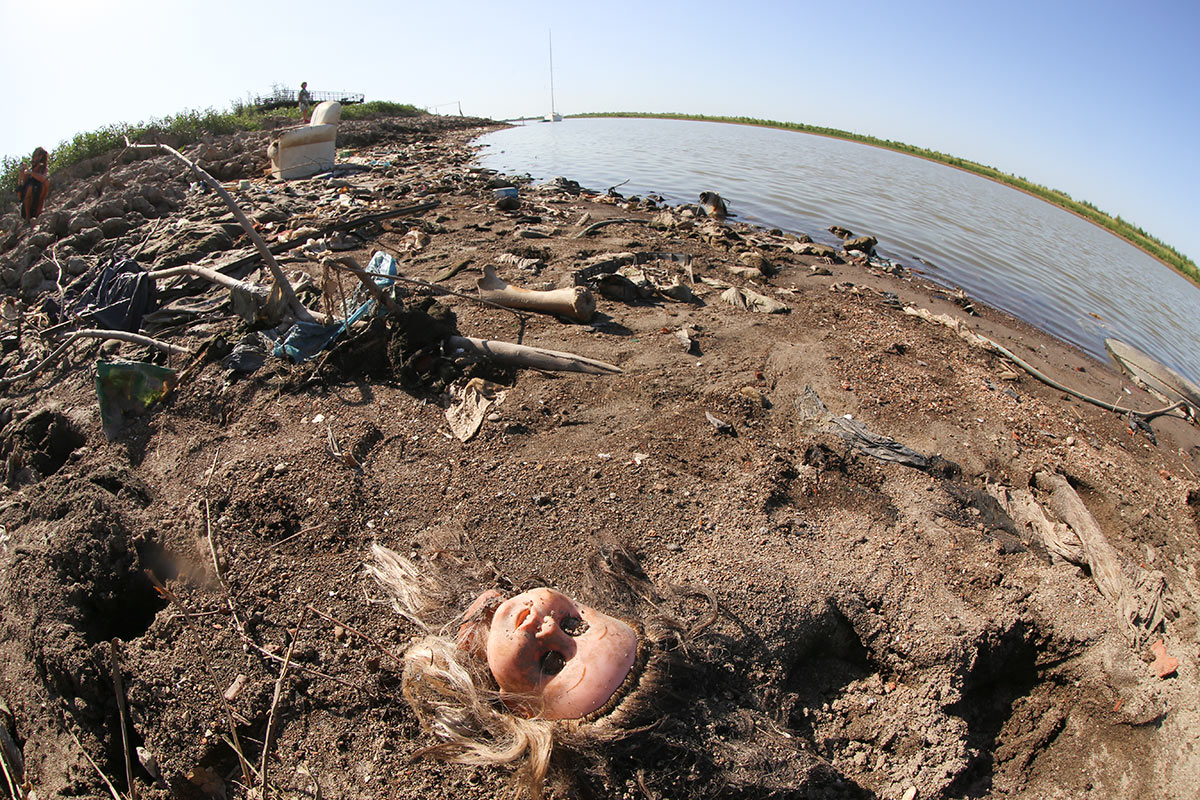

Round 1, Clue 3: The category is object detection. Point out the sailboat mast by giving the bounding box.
[548,29,556,117]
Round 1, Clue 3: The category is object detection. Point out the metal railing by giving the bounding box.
[251,88,365,110]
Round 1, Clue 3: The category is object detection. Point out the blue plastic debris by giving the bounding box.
[274,251,398,362]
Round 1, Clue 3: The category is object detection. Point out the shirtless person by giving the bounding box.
[17,147,49,221]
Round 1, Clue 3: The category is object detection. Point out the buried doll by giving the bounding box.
[367,543,862,799]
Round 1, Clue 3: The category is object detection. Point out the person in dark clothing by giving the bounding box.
[17,147,49,221]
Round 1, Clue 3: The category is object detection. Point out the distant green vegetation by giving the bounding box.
[572,111,1198,285]
[1,101,424,209]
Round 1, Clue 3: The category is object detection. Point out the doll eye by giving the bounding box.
[541,650,565,675]
[561,616,588,637]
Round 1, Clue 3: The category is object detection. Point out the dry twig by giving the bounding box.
[109,641,137,800]
[260,607,309,790]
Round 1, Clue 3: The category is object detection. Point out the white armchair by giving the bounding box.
[267,101,342,180]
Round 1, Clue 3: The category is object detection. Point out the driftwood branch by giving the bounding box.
[0,329,191,387]
[904,307,1185,421]
[477,265,595,321]
[989,483,1086,564]
[124,137,317,323]
[260,606,308,791]
[575,218,644,238]
[1033,472,1127,606]
[448,335,621,375]
[145,571,256,790]
[148,264,268,296]
[0,700,24,800]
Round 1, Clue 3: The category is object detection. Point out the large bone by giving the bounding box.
[447,336,620,375]
[477,265,595,322]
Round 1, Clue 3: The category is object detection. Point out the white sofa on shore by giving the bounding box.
[267,101,342,180]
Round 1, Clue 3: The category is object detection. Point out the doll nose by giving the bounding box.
[535,615,559,639]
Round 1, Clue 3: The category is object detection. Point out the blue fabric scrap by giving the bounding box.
[274,251,398,362]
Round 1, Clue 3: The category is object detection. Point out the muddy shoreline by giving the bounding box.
[1,115,1198,800]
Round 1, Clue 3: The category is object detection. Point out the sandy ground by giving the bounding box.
[1,115,1198,800]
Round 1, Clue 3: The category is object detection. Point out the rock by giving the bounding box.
[100,217,134,239]
[1150,639,1178,678]
[829,225,853,239]
[1,268,17,288]
[738,250,774,276]
[28,231,55,249]
[76,227,105,249]
[19,268,46,296]
[66,257,90,276]
[843,235,877,254]
[128,196,156,217]
[792,242,839,258]
[67,212,98,235]
[90,199,127,222]
[141,184,164,205]
[41,210,69,238]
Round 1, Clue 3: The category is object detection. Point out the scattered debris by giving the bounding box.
[720,286,790,314]
[1149,639,1178,678]
[705,411,734,435]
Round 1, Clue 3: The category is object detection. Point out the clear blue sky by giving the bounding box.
[4,0,1197,261]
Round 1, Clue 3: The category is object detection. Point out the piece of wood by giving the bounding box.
[477,265,595,321]
[1031,470,1158,638]
[1034,472,1126,602]
[575,217,644,237]
[447,335,621,375]
[904,306,1185,421]
[145,571,256,790]
[0,328,192,387]
[989,483,1086,564]
[147,264,267,295]
[261,606,308,791]
[433,257,473,283]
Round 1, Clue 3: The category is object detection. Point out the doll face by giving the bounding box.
[482,588,638,720]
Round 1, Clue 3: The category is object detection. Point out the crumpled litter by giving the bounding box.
[720,286,790,314]
[445,378,506,442]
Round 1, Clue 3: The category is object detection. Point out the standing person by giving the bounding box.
[17,147,49,221]
[298,81,312,122]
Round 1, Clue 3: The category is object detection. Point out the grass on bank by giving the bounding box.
[1,101,423,209]
[571,111,1198,286]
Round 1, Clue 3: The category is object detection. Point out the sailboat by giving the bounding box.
[545,30,562,123]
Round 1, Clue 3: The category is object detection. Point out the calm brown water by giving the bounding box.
[475,117,1200,383]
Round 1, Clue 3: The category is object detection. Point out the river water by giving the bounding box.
[474,117,1200,383]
